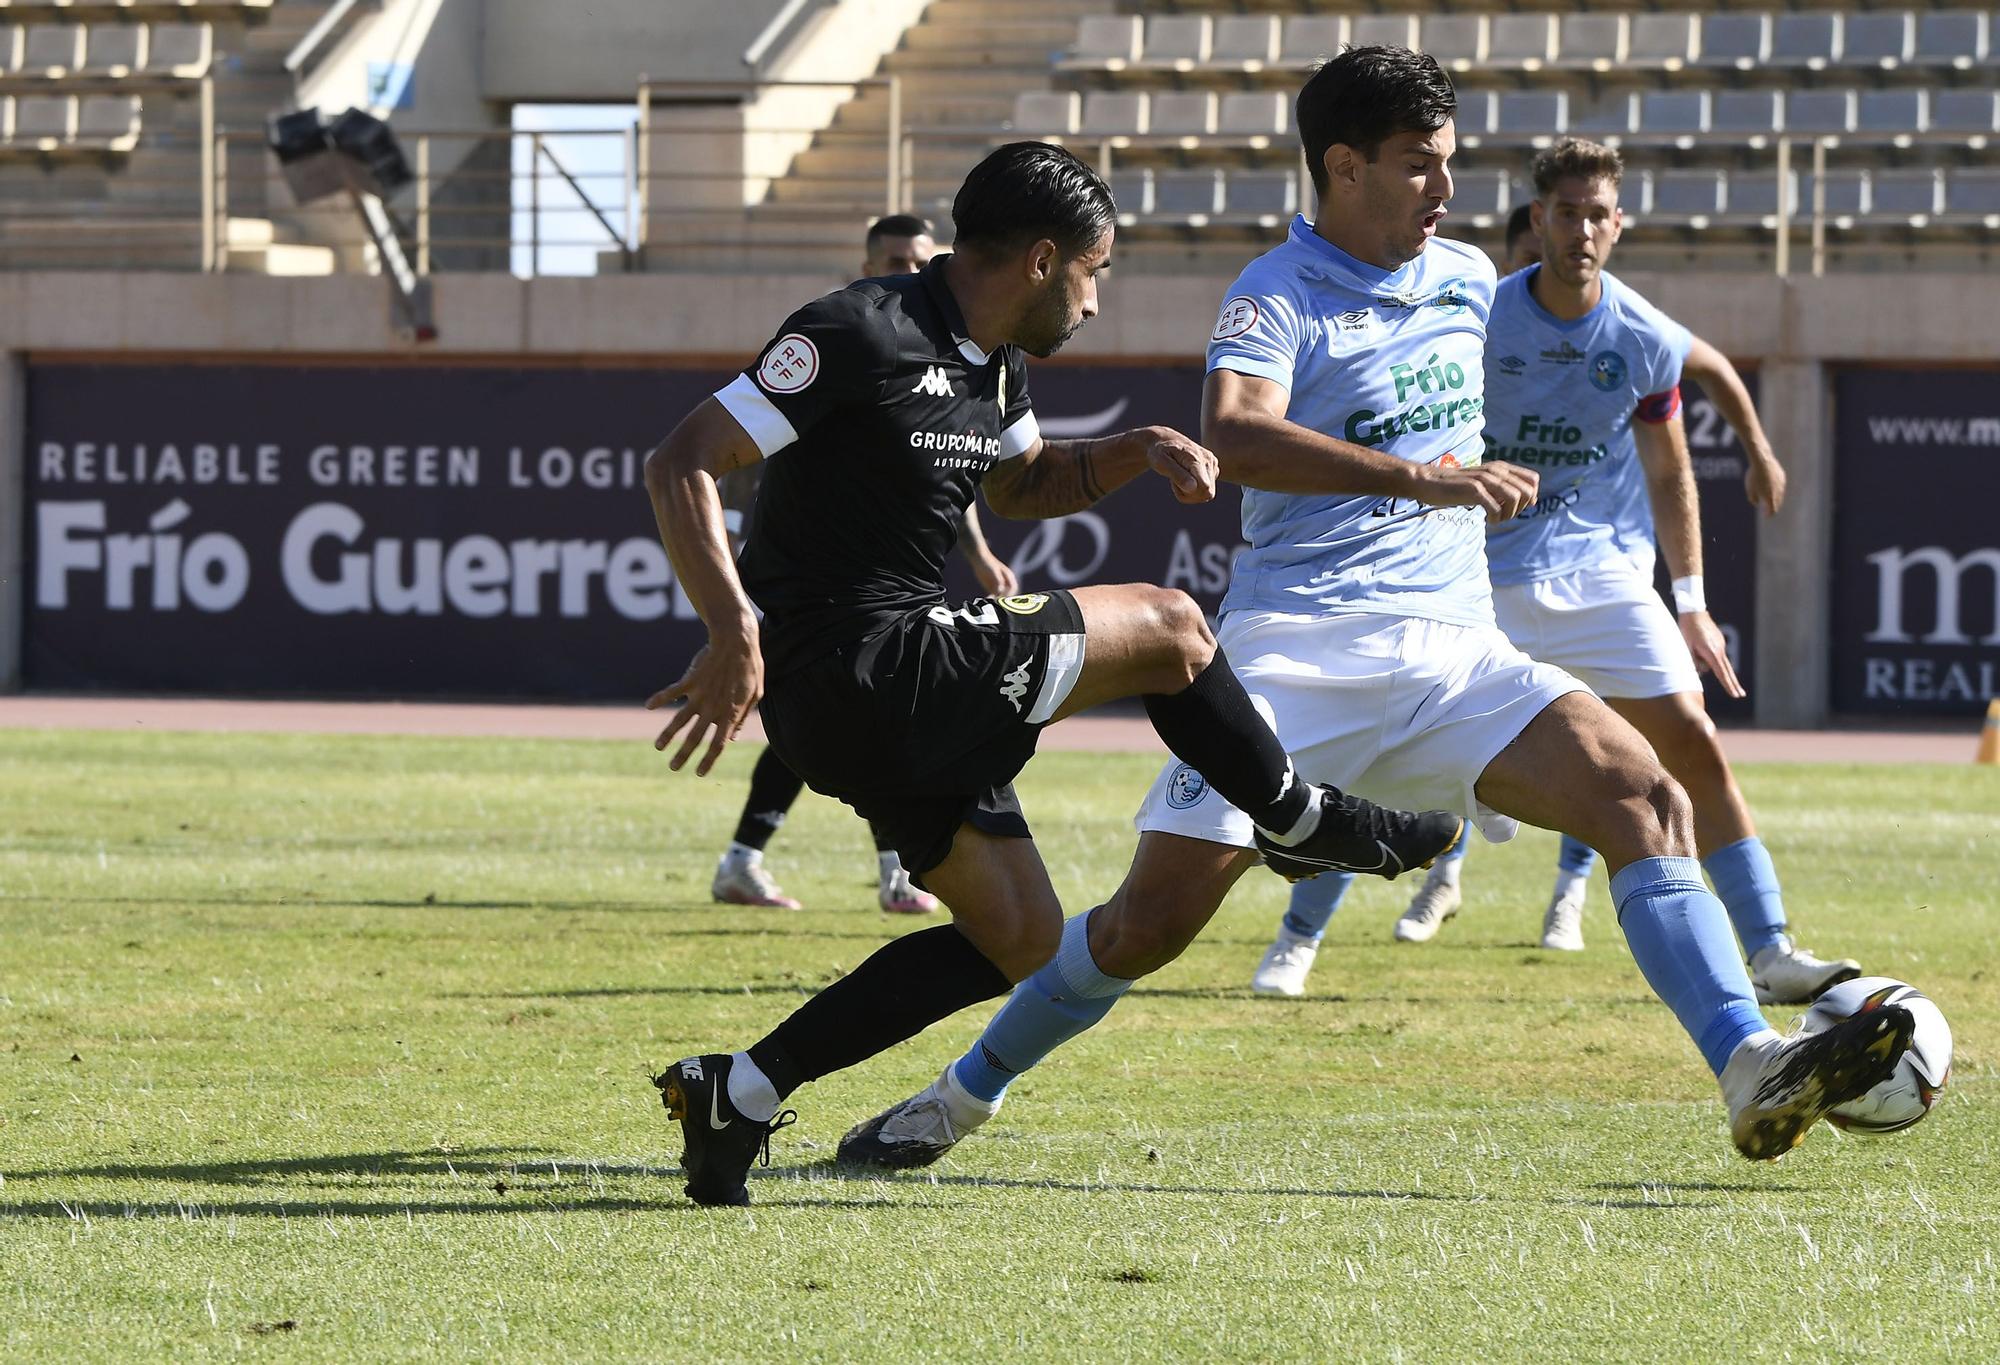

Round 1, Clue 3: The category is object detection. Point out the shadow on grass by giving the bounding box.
[808,1161,1485,1204]
[1588,1179,1811,1195]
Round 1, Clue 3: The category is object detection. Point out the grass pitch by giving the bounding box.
[0,727,1994,1361]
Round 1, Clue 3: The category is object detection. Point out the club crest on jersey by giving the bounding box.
[758,334,819,393]
[1212,296,1260,341]
[1429,279,1471,314]
[912,365,954,399]
[996,593,1050,615]
[1588,350,1629,392]
[1165,763,1209,809]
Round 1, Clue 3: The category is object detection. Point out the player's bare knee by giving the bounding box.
[1632,767,1696,857]
[993,910,1063,984]
[1152,588,1215,686]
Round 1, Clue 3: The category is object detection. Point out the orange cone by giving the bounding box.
[1979,698,2000,766]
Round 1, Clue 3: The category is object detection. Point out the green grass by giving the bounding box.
[0,729,1995,1361]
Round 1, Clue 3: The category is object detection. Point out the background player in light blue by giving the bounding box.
[1253,138,1860,1008]
[840,52,1909,1175]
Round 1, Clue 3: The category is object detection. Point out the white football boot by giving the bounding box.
[1251,928,1321,996]
[837,1065,998,1170]
[710,851,802,909]
[1540,888,1587,952]
[878,866,940,915]
[1393,877,1461,943]
[1749,936,1863,1006]
[1720,1005,1915,1160]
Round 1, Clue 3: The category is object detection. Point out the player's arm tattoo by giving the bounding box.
[982,437,1125,518]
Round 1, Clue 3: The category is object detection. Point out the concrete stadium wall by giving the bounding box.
[1,269,1996,724]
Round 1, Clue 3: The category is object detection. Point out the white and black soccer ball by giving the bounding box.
[1799,977,1952,1135]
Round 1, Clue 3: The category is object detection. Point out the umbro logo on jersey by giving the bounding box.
[1335,309,1374,332]
[912,366,954,398]
[1496,355,1527,375]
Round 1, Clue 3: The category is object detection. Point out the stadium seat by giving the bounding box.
[1153,167,1224,219]
[1725,170,1798,221]
[1079,91,1147,139]
[1449,169,1509,222]
[10,92,72,148]
[1640,90,1711,139]
[1932,89,2000,138]
[1350,15,1418,53]
[1418,15,1485,72]
[1945,169,2000,218]
[1107,166,1152,218]
[1697,14,1770,70]
[1650,169,1726,222]
[1066,15,1140,70]
[1279,16,1345,68]
[75,91,139,149]
[1771,14,1841,70]
[1915,11,1988,68]
[1148,90,1215,140]
[0,25,17,72]
[1225,169,1297,221]
[1569,91,1639,140]
[1556,14,1625,72]
[1495,91,1566,144]
[81,23,142,75]
[1840,12,1914,69]
[1857,89,1926,142]
[1453,89,1496,141]
[1797,170,1870,218]
[1208,15,1277,70]
[1629,13,1698,69]
[1870,169,1944,219]
[1713,90,1783,142]
[1217,91,1288,141]
[144,23,210,78]
[1141,16,1209,71]
[1783,90,1855,138]
[1488,14,1557,71]
[21,23,80,75]
[1010,91,1078,137]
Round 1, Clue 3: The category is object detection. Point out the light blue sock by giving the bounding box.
[1703,836,1789,959]
[1558,835,1599,877]
[1281,871,1357,940]
[950,909,1133,1104]
[1612,856,1770,1076]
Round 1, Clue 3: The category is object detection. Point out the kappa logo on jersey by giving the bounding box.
[1212,296,1260,341]
[996,593,1050,615]
[911,365,954,399]
[1165,763,1209,809]
[998,662,1032,712]
[1588,350,1629,392]
[757,334,819,393]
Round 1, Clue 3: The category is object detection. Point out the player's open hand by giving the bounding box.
[1744,455,1786,518]
[646,633,764,776]
[1417,461,1540,523]
[1141,428,1218,505]
[1679,610,1746,699]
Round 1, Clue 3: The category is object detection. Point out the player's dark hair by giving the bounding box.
[1296,45,1456,194]
[866,213,934,245]
[1533,137,1624,198]
[951,141,1116,258]
[1505,203,1535,253]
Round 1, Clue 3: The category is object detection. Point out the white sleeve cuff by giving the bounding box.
[997,409,1040,460]
[714,373,799,458]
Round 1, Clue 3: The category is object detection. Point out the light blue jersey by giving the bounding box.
[1208,217,1499,626]
[1481,266,1693,585]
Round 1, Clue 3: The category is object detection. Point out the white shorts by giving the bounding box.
[1492,556,1701,702]
[1135,612,1588,850]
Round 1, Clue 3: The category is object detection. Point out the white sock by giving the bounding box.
[1429,855,1463,890]
[722,842,761,870]
[937,1062,1001,1125]
[1261,778,1325,847]
[726,1052,780,1122]
[1552,868,1587,904]
[877,850,903,882]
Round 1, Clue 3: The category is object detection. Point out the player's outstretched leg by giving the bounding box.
[1391,825,1471,943]
[1539,834,1597,951]
[1609,693,1860,1003]
[841,833,1254,1169]
[659,826,1061,1205]
[712,746,805,909]
[1477,693,1910,1160]
[1055,585,1462,879]
[1251,870,1355,996]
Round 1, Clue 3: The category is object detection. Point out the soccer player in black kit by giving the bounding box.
[642,143,1462,1206]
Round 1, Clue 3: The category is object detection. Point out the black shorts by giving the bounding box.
[760,590,1086,878]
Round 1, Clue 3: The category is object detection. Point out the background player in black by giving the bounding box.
[709,214,1016,916]
[641,142,1462,1206]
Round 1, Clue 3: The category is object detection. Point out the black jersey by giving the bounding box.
[714,257,1038,676]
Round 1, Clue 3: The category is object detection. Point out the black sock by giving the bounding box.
[1143,650,1311,835]
[731,747,806,851]
[868,821,896,855]
[744,925,1011,1098]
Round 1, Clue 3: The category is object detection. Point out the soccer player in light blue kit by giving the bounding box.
[839,50,1910,1171]
[1251,138,1861,1007]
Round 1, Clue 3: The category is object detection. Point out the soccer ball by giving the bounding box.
[1799,977,1952,1135]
